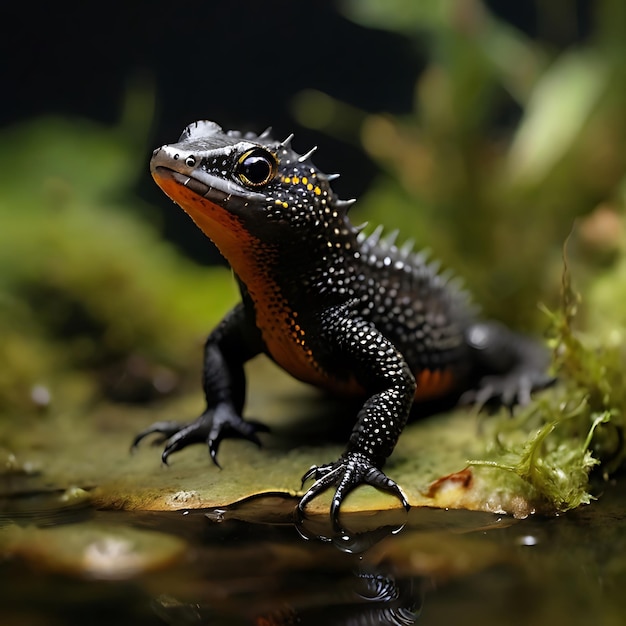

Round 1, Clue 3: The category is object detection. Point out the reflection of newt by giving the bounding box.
[134,120,552,526]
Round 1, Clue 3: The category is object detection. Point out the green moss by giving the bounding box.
[468,238,626,512]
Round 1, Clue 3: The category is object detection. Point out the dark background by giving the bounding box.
[1,0,592,127]
[1,0,591,261]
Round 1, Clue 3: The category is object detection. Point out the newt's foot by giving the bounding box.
[464,322,556,409]
[131,404,269,466]
[299,451,410,531]
[460,370,555,409]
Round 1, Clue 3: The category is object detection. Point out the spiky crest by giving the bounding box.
[297,146,318,162]
[280,133,295,148]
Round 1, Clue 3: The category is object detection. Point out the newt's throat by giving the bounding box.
[152,166,330,386]
[151,167,252,260]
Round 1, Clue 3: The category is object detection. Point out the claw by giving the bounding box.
[298,452,410,530]
[372,471,410,512]
[461,371,556,412]
[330,479,359,531]
[161,422,207,462]
[131,420,187,451]
[130,407,269,468]
[298,465,343,513]
[362,466,410,511]
[245,419,271,440]
[208,439,222,469]
[300,464,320,488]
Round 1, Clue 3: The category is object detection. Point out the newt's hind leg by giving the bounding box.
[461,321,555,408]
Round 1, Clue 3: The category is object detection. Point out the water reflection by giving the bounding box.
[151,519,425,626]
[1,485,626,625]
[294,504,406,550]
[152,567,424,626]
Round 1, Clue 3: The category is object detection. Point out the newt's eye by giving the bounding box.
[236,149,277,187]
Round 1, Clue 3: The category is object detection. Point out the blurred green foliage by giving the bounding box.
[0,115,236,414]
[295,0,626,329]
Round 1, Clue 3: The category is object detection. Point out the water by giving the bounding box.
[1,480,625,626]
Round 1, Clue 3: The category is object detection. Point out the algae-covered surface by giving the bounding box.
[0,356,558,518]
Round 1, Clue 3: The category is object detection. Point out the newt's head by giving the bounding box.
[151,121,353,261]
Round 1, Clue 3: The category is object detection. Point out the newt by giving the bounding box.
[134,120,552,526]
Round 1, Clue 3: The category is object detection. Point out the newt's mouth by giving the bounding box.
[151,164,267,205]
[153,166,214,198]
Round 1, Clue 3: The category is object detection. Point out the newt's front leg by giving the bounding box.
[132,303,267,465]
[299,310,415,528]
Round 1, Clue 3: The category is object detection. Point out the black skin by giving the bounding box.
[134,121,553,530]
[134,303,268,465]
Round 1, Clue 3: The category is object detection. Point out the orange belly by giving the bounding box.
[413,367,458,401]
[155,172,460,404]
[153,172,337,390]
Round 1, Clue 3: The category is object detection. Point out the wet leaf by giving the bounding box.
[0,357,574,519]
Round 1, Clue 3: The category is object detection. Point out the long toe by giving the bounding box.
[161,421,208,463]
[299,452,409,525]
[131,420,188,450]
[365,468,410,511]
[298,466,343,512]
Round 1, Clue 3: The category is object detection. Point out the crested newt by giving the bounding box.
[133,120,552,527]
